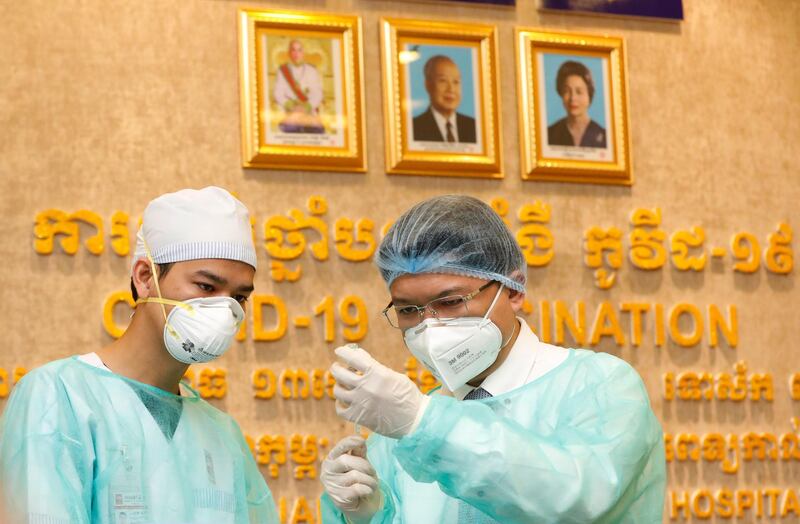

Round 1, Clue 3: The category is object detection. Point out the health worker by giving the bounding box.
[0,187,279,524]
[320,195,666,523]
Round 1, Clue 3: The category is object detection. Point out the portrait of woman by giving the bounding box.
[519,29,630,183]
[546,60,606,148]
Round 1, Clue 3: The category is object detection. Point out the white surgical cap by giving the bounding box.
[131,186,257,274]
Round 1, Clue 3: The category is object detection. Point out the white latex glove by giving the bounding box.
[331,345,427,439]
[320,435,382,523]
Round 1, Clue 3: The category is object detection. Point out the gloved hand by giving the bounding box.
[320,435,382,523]
[331,345,428,439]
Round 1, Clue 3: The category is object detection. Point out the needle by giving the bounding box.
[345,343,363,435]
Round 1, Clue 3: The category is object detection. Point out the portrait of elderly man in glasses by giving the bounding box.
[412,55,477,144]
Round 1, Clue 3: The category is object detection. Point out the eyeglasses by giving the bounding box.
[382,281,497,329]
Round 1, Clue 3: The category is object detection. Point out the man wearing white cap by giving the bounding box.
[0,187,279,523]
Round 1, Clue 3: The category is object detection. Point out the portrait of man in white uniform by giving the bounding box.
[272,39,325,134]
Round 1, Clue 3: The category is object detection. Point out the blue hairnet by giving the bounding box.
[376,195,526,292]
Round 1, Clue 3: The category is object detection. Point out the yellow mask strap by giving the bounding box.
[136,297,194,314]
[139,238,185,340]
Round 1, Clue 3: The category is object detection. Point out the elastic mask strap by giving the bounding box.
[140,237,184,340]
[500,318,519,350]
[482,284,506,320]
[136,297,195,314]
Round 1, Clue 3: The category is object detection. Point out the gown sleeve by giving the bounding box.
[228,421,280,524]
[0,369,93,524]
[392,352,665,523]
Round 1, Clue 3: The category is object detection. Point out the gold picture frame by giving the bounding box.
[238,9,366,172]
[381,18,502,178]
[516,28,632,185]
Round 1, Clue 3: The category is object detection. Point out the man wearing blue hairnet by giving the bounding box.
[320,195,665,523]
[0,187,278,523]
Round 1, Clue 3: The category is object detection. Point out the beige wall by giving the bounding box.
[1,0,799,522]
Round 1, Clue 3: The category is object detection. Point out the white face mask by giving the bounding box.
[136,239,245,364]
[160,296,244,364]
[403,284,510,391]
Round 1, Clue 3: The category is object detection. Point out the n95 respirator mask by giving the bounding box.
[403,284,508,391]
[135,237,245,364]
[138,295,244,364]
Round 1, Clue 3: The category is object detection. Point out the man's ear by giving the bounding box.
[507,288,526,313]
[131,258,155,300]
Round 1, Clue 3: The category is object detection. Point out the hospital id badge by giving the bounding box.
[110,445,150,524]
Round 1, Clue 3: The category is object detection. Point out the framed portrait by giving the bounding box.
[238,9,366,172]
[516,29,632,185]
[381,18,502,178]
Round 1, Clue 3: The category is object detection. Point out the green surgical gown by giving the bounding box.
[0,357,278,524]
[322,349,665,523]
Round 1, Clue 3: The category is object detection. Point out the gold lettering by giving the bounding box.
[253,368,277,399]
[764,222,793,274]
[102,291,135,339]
[280,369,310,399]
[620,302,649,347]
[554,300,586,346]
[669,303,703,347]
[708,304,738,348]
[589,302,624,346]
[736,490,754,517]
[782,489,800,517]
[716,488,734,518]
[253,295,288,341]
[670,490,690,520]
[692,489,713,519]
